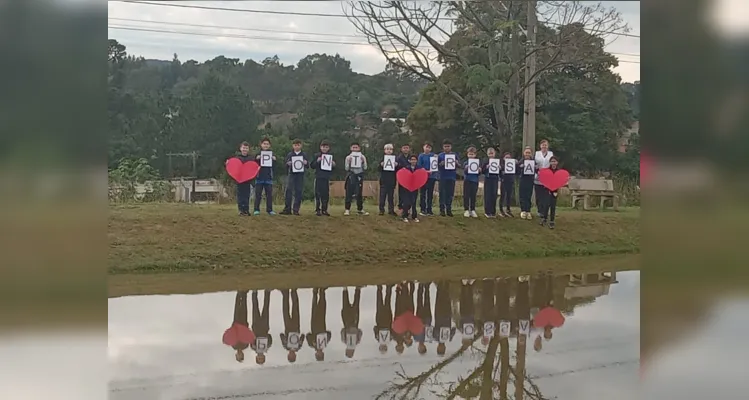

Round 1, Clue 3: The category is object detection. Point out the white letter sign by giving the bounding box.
[316,333,328,349]
[462,323,475,339]
[346,333,358,350]
[466,158,480,174]
[291,155,304,172]
[321,154,333,171]
[256,337,268,354]
[439,327,451,343]
[523,159,535,175]
[287,332,301,350]
[350,152,362,168]
[378,329,390,344]
[499,320,511,338]
[425,326,434,342]
[503,159,516,174]
[444,154,456,170]
[260,151,273,167]
[429,156,438,172]
[488,158,501,174]
[519,319,530,336]
[383,155,396,171]
[483,321,495,338]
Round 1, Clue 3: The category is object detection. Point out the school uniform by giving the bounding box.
[283,151,309,214]
[499,158,516,213]
[541,168,562,224]
[223,290,253,351]
[250,290,274,353]
[481,158,500,216]
[378,158,396,214]
[344,153,368,212]
[459,282,477,340]
[417,153,439,214]
[280,289,303,352]
[253,153,274,213]
[310,152,333,213]
[463,158,480,212]
[434,282,457,344]
[395,153,410,210]
[306,288,332,356]
[534,150,554,214]
[400,164,421,219]
[518,158,536,213]
[415,283,433,344]
[234,154,254,214]
[437,152,460,215]
[374,285,394,343]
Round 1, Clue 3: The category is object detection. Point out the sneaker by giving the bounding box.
[470,210,478,218]
[253,210,261,216]
[446,211,454,217]
[414,218,420,223]
[537,212,543,218]
[239,212,249,216]
[549,221,555,229]
[540,218,547,226]
[344,209,351,216]
[520,211,527,219]
[321,211,330,216]
[463,210,471,217]
[427,212,435,216]
[526,212,532,220]
[357,210,369,216]
[419,211,428,216]
[280,210,291,215]
[268,211,277,216]
[316,210,322,217]
[439,211,446,217]
[484,213,492,218]
[402,218,409,223]
[506,211,514,218]
[388,211,398,216]
[293,211,300,216]
[378,210,385,216]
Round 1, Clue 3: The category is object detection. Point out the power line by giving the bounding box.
[108,24,639,63]
[114,0,641,38]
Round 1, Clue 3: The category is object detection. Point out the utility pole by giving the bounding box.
[522,0,537,149]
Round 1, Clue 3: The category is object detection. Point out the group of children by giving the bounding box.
[230,138,562,228]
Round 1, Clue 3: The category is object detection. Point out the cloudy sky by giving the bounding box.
[108,1,641,83]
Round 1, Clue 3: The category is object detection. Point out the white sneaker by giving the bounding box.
[484,213,491,218]
[402,218,409,223]
[470,211,478,218]
[520,211,527,219]
[358,210,369,216]
[463,210,470,217]
[414,218,420,223]
[526,212,533,220]
[344,210,350,216]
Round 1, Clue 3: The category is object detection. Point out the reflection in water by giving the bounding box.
[109,271,638,399]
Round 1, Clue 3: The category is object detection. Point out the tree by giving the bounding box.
[344,1,629,150]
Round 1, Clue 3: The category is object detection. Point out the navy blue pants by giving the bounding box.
[420,179,436,214]
[484,178,499,215]
[500,178,515,211]
[254,183,273,213]
[236,182,251,214]
[284,174,304,213]
[439,179,456,212]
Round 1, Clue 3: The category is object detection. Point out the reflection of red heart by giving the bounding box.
[396,168,429,192]
[226,158,260,183]
[538,168,569,191]
[392,312,425,335]
[533,307,565,328]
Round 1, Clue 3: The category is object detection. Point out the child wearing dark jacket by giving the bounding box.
[400,154,422,223]
[281,139,309,215]
[480,147,500,218]
[518,147,536,220]
[395,144,411,211]
[462,147,480,218]
[378,143,397,215]
[253,137,276,215]
[499,152,516,218]
[310,140,334,216]
[540,156,564,229]
[230,141,253,216]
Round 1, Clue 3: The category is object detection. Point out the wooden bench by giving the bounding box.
[569,179,619,211]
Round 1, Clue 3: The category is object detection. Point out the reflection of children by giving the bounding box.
[400,155,421,223]
[250,290,273,365]
[222,290,255,363]
[499,152,516,218]
[518,147,536,220]
[310,140,334,217]
[280,289,303,363]
[253,137,276,216]
[282,139,309,215]
[378,144,397,216]
[417,142,438,216]
[415,282,433,355]
[434,281,456,356]
[373,285,394,354]
[305,288,332,361]
[481,147,500,218]
[231,142,253,216]
[540,156,563,229]
[344,142,369,216]
[340,287,363,359]
[393,282,416,354]
[459,280,477,347]
[462,147,479,218]
[479,279,496,346]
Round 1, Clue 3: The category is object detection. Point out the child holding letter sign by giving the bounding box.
[378,144,397,216]
[540,156,564,229]
[481,147,501,218]
[344,142,369,216]
[462,147,481,218]
[499,152,517,217]
[417,142,439,216]
[395,144,411,211]
[400,154,422,223]
[254,138,276,215]
[519,147,536,219]
[231,141,253,216]
[310,140,335,216]
[282,139,309,215]
[437,139,460,217]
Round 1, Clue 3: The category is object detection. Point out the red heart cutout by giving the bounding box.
[226,158,260,183]
[538,168,570,191]
[396,168,429,192]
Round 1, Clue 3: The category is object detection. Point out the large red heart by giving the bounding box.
[225,158,260,183]
[396,168,428,192]
[538,168,570,191]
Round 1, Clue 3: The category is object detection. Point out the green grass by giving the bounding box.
[108,202,640,275]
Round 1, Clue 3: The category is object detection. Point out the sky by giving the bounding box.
[108,1,641,83]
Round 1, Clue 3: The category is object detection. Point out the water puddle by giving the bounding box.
[109,270,639,399]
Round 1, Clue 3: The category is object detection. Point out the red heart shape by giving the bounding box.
[538,168,570,191]
[396,168,428,192]
[226,158,260,183]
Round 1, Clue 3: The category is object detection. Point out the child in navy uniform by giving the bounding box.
[231,141,253,216]
[518,147,536,220]
[540,156,563,229]
[462,147,480,218]
[395,144,411,211]
[499,152,516,217]
[378,143,397,216]
[401,154,421,223]
[282,139,309,215]
[481,147,500,218]
[344,142,369,216]
[437,139,461,216]
[310,140,334,216]
[417,142,438,216]
[253,137,276,216]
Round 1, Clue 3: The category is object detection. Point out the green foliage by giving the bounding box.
[108,158,171,202]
